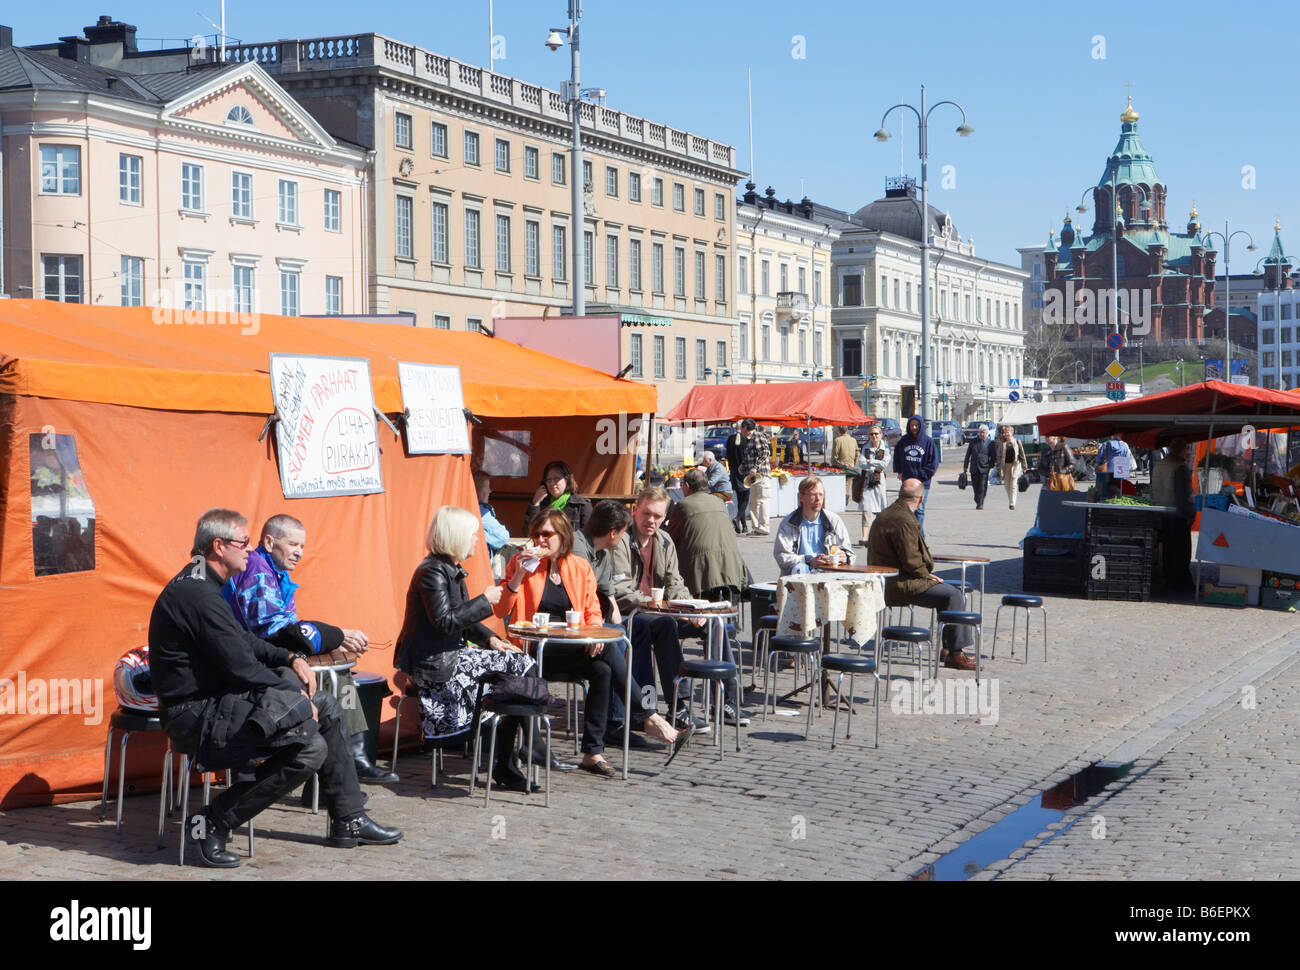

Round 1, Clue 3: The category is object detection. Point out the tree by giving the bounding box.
[1025,321,1082,384]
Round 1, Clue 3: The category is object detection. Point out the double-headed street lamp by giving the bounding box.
[801,369,824,381]
[977,382,993,422]
[703,367,731,385]
[1201,222,1255,384]
[874,85,973,426]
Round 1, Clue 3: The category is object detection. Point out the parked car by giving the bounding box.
[961,421,990,444]
[696,424,733,464]
[773,427,826,464]
[851,418,903,450]
[930,420,961,445]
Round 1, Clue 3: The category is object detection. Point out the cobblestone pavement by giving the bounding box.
[2,461,1297,880]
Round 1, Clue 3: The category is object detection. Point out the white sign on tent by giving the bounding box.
[397,362,470,455]
[269,354,384,499]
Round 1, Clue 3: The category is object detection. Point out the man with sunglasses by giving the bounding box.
[149,508,401,868]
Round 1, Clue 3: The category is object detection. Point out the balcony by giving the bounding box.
[775,291,809,322]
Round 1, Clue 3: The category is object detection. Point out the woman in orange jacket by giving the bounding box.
[496,509,683,775]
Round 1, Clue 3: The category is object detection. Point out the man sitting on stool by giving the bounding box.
[224,513,398,785]
[866,479,978,671]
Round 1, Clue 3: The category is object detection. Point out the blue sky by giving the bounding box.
[7,0,1296,267]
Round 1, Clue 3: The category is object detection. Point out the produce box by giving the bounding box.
[1260,586,1298,611]
[1262,570,1300,591]
[1202,582,1248,607]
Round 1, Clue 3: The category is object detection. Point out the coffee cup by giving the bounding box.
[565,610,581,629]
[531,612,550,628]
[651,587,665,606]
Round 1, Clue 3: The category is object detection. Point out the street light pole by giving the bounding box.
[875,85,973,427]
[1077,179,1147,365]
[1202,221,1255,384]
[547,2,585,316]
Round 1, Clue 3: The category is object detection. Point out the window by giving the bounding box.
[496,214,512,273]
[695,251,706,300]
[696,339,708,381]
[652,243,665,293]
[761,260,770,295]
[896,344,902,377]
[630,333,644,378]
[525,220,540,276]
[906,281,912,312]
[119,154,142,205]
[1285,327,1295,343]
[181,163,203,212]
[986,297,992,322]
[584,231,595,285]
[524,146,539,179]
[120,256,143,306]
[629,172,642,202]
[40,146,81,195]
[225,105,255,128]
[894,279,900,308]
[693,187,704,216]
[798,328,806,365]
[798,266,807,295]
[495,138,510,173]
[606,166,618,197]
[814,270,823,305]
[1263,351,1276,369]
[465,210,481,268]
[324,189,341,232]
[715,193,726,221]
[30,433,96,576]
[629,238,642,290]
[1285,350,1295,367]
[553,225,567,280]
[434,315,451,330]
[1283,306,1294,322]
[995,301,1001,325]
[467,317,484,333]
[277,180,299,226]
[431,121,448,158]
[183,261,205,310]
[781,326,789,362]
[552,152,566,184]
[582,160,593,190]
[675,336,687,379]
[232,265,254,314]
[780,264,788,292]
[842,274,862,307]
[717,340,727,369]
[396,196,414,259]
[814,328,823,367]
[395,112,412,149]
[739,326,748,362]
[1263,305,1274,322]
[652,178,664,207]
[431,202,449,263]
[761,324,771,361]
[716,254,726,301]
[231,172,252,219]
[325,276,342,315]
[965,293,971,320]
[674,247,686,297]
[654,334,666,378]
[880,275,889,307]
[606,235,619,287]
[672,183,686,211]
[280,271,300,316]
[739,255,748,293]
[464,131,480,166]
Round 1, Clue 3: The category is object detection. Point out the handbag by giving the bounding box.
[412,648,460,685]
[957,471,968,490]
[1049,471,1075,492]
[851,473,865,503]
[1017,473,1030,493]
[478,670,551,708]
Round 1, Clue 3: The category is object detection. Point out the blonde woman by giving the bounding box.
[995,426,1028,510]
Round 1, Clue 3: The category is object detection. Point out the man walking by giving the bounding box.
[736,419,772,536]
[962,425,996,510]
[832,426,859,503]
[893,415,939,534]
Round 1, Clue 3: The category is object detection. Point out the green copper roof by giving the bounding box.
[1098,120,1163,190]
[1266,228,1288,264]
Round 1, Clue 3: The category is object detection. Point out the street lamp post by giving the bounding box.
[978,383,992,422]
[546,2,588,317]
[1202,222,1255,385]
[874,85,973,426]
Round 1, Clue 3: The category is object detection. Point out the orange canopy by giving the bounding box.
[661,380,869,427]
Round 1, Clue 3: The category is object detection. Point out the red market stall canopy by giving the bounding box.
[661,380,870,427]
[1037,380,1300,447]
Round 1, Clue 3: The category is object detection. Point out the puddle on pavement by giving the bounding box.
[910,761,1132,881]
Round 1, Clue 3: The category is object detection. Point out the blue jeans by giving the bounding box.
[916,480,931,535]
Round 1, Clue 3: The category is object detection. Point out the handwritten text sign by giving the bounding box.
[269,354,384,498]
[397,362,470,455]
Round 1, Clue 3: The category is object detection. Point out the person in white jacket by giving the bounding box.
[855,426,890,545]
[773,476,856,575]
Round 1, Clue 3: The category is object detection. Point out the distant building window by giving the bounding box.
[434,315,451,330]
[277,180,299,226]
[525,220,540,277]
[673,183,685,211]
[717,339,727,369]
[395,112,413,149]
[231,172,252,219]
[630,333,643,378]
[524,146,539,179]
[431,202,448,263]
[464,131,480,166]
[715,193,726,221]
[325,276,342,315]
[395,196,413,259]
[629,172,642,202]
[552,152,566,184]
[30,433,96,576]
[693,187,704,216]
[280,270,300,316]
[606,166,618,197]
[606,235,619,287]
[495,138,510,173]
[716,254,726,301]
[583,160,593,190]
[553,225,567,281]
[181,163,203,212]
[496,214,512,273]
[324,189,341,232]
[696,339,707,381]
[119,154,142,205]
[584,231,595,284]
[182,260,205,310]
[41,146,81,195]
[120,256,143,306]
[675,336,687,379]
[652,243,665,293]
[654,334,666,378]
[738,255,748,294]
[431,122,448,158]
[629,238,642,290]
[674,247,686,297]
[465,210,481,268]
[842,274,862,307]
[695,251,706,300]
[232,265,254,314]
[226,105,256,129]
[652,178,664,207]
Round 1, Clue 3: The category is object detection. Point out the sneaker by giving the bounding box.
[722,702,751,727]
[672,708,706,732]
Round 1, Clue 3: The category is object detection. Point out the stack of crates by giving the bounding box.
[1085,507,1159,601]
[1022,536,1086,595]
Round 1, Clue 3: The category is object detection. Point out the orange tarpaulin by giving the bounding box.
[0,301,653,808]
[661,380,870,427]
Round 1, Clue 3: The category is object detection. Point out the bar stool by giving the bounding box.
[761,636,821,738]
[671,658,742,759]
[822,654,880,749]
[173,746,255,865]
[100,709,170,839]
[936,611,984,682]
[992,594,1048,663]
[751,614,778,688]
[469,688,553,808]
[878,625,934,684]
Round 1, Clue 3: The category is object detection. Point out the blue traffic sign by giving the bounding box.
[1009,377,1020,387]
[1106,333,1124,350]
[1106,388,1126,401]
[1008,390,1021,402]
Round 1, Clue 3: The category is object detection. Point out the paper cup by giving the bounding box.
[651,587,665,605]
[532,612,550,628]
[565,610,581,629]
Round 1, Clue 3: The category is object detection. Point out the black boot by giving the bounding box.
[326,811,403,848]
[350,732,399,784]
[186,811,240,868]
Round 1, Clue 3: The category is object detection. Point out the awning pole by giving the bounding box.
[1194,391,1219,605]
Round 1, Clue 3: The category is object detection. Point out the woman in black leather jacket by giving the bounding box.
[395,506,538,790]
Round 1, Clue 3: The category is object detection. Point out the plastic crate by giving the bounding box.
[1262,571,1300,591]
[1023,537,1086,595]
[1086,580,1149,601]
[1092,524,1158,546]
[1260,586,1298,611]
[1088,506,1165,531]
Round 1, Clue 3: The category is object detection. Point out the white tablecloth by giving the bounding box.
[775,574,886,642]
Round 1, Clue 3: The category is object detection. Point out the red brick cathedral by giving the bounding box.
[1043,97,1215,344]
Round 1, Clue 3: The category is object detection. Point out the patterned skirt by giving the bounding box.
[412,647,536,740]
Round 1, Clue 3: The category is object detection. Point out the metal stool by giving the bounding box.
[100,709,171,840]
[174,747,255,866]
[761,636,821,738]
[751,614,778,688]
[936,611,984,682]
[878,625,934,683]
[671,659,742,759]
[992,594,1048,663]
[469,695,552,808]
[822,654,880,749]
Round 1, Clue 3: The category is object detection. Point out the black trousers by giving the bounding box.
[541,642,649,754]
[903,583,974,652]
[731,475,750,529]
[202,690,366,832]
[970,470,989,508]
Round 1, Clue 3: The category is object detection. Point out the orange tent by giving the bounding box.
[0,300,653,807]
[661,380,870,427]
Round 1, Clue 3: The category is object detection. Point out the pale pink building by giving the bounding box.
[0,31,369,319]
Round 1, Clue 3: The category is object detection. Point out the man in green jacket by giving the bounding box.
[867,478,977,670]
[665,468,747,598]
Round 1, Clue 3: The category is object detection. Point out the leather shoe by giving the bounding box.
[327,811,403,848]
[940,650,978,671]
[492,766,542,793]
[186,812,239,868]
[350,733,399,784]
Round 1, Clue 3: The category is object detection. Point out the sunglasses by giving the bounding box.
[222,536,251,549]
[531,530,558,539]
[543,477,566,485]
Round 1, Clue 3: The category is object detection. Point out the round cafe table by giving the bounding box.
[506,622,634,780]
[799,564,897,705]
[931,554,990,618]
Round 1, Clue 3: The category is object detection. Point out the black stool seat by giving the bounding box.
[483,699,549,718]
[758,615,778,629]
[1001,594,1043,608]
[109,709,164,732]
[822,654,876,674]
[882,625,930,643]
[724,623,738,636]
[937,611,981,625]
[679,658,737,680]
[946,580,976,591]
[769,636,820,653]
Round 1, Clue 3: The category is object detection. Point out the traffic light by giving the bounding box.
[900,384,915,417]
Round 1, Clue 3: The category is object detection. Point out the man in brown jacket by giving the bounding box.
[866,479,977,670]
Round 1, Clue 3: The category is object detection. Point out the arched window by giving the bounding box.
[225,105,256,129]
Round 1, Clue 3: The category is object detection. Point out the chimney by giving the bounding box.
[56,35,91,63]
[0,26,13,50]
[83,15,138,67]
